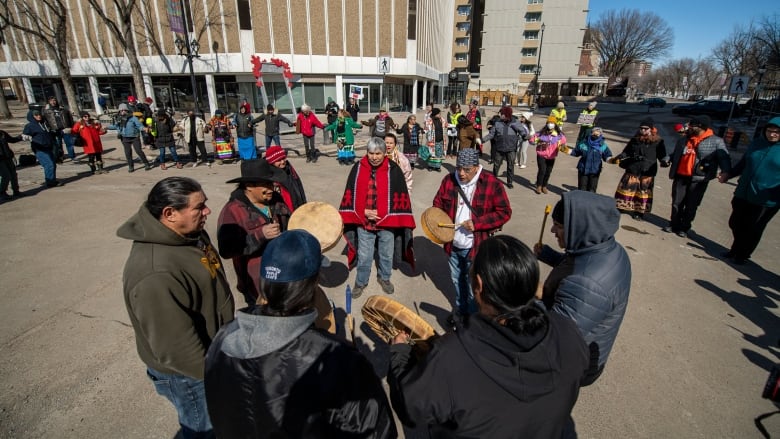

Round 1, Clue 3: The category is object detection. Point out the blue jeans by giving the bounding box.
[146,368,214,439]
[449,246,476,315]
[53,131,75,160]
[356,228,393,287]
[158,145,180,163]
[265,134,281,148]
[34,148,57,182]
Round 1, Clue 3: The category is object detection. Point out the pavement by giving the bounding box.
[0,100,778,438]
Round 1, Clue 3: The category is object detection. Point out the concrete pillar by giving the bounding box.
[88,76,102,115]
[335,75,344,107]
[205,74,217,116]
[412,79,418,111]
[422,81,428,106]
[22,78,34,104]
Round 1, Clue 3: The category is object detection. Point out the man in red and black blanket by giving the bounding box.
[433,148,511,317]
[340,137,416,298]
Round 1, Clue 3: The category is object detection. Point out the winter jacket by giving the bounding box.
[396,122,424,155]
[325,101,339,123]
[72,120,106,155]
[572,135,612,175]
[23,120,53,152]
[531,130,566,160]
[117,204,235,380]
[254,112,293,137]
[614,135,667,177]
[388,311,588,438]
[325,117,362,145]
[538,191,631,379]
[276,162,308,212]
[362,114,396,138]
[43,104,74,131]
[482,119,527,153]
[120,115,145,138]
[233,112,262,138]
[180,115,207,143]
[153,115,176,148]
[667,132,731,182]
[457,121,479,149]
[216,188,291,305]
[0,130,22,160]
[296,111,325,137]
[204,307,398,439]
[728,117,780,208]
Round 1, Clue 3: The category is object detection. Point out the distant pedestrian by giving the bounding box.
[23,110,62,187]
[180,110,211,167]
[567,126,612,192]
[361,108,397,142]
[324,98,339,144]
[72,111,109,175]
[482,106,526,189]
[0,129,25,200]
[254,104,293,149]
[346,97,360,122]
[296,104,325,163]
[550,101,567,133]
[530,116,566,194]
[575,101,598,146]
[325,110,361,165]
[154,110,183,170]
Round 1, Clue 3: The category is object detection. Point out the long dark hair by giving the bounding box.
[258,275,318,317]
[146,177,202,219]
[471,235,547,335]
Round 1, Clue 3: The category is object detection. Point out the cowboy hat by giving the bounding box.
[226,159,286,184]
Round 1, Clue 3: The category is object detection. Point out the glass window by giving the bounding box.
[523,31,539,40]
[521,48,537,57]
[520,65,536,74]
[455,53,468,61]
[528,0,543,4]
[457,5,471,16]
[408,0,416,40]
[456,22,470,32]
[456,37,469,47]
[237,0,252,30]
[525,12,542,22]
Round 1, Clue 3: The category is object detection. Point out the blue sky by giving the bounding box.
[586,0,776,62]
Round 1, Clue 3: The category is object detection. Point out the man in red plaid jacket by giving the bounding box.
[432,148,511,317]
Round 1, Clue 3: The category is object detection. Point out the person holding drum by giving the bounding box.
[387,235,589,438]
[217,159,291,306]
[205,230,397,439]
[340,137,416,298]
[431,148,511,316]
[265,145,307,212]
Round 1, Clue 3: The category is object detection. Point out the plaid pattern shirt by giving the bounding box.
[365,168,378,231]
[433,169,512,257]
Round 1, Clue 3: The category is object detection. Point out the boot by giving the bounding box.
[535,185,542,194]
[88,162,96,174]
[96,161,107,174]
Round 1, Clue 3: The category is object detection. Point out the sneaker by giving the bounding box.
[352,284,365,299]
[144,163,153,171]
[662,226,674,233]
[191,161,200,168]
[519,164,527,169]
[377,278,395,294]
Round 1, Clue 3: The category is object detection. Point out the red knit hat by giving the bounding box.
[265,146,287,164]
[674,123,685,133]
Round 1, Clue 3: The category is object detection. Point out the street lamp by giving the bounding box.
[531,22,546,108]
[173,9,201,112]
[750,64,767,123]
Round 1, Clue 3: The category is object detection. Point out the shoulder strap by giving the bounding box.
[453,175,477,215]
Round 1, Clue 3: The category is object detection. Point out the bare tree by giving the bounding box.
[0,0,79,111]
[591,9,674,79]
[753,14,780,67]
[711,24,763,76]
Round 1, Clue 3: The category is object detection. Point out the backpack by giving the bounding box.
[374,118,386,137]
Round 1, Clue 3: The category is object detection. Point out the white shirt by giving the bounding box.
[452,166,482,250]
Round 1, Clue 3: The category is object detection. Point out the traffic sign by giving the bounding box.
[378,56,390,74]
[729,76,749,95]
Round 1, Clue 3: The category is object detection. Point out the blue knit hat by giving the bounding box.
[261,230,322,283]
[456,148,480,167]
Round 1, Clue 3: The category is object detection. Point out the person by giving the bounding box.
[43,96,75,163]
[204,230,397,439]
[232,105,261,160]
[396,114,424,167]
[384,133,413,195]
[465,98,484,154]
[361,108,396,141]
[612,117,668,220]
[208,109,235,165]
[23,110,62,187]
[432,148,511,316]
[119,107,153,172]
[72,111,108,175]
[339,137,416,298]
[324,97,339,144]
[534,190,631,386]
[456,115,479,150]
[446,102,462,157]
[325,109,362,165]
[421,106,446,172]
[0,129,25,200]
[568,126,612,192]
[346,97,360,122]
[296,104,325,163]
[117,176,235,439]
[265,145,307,211]
[663,115,731,237]
[254,104,293,149]
[718,116,780,265]
[180,110,211,167]
[217,159,291,306]
[153,110,182,170]
[482,106,526,189]
[388,235,588,438]
[575,101,598,146]
[530,116,566,194]
[675,123,687,136]
[550,101,567,132]
[516,111,535,169]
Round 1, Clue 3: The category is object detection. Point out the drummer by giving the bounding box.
[216,159,291,306]
[387,236,589,437]
[205,230,397,438]
[432,148,511,317]
[265,145,307,211]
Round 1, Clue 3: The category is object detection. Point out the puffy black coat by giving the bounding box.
[614,134,666,177]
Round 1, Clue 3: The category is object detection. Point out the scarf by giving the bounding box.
[585,134,603,150]
[677,128,713,176]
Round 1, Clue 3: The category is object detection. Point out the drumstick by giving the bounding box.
[538,204,552,246]
[345,285,355,346]
[437,222,463,228]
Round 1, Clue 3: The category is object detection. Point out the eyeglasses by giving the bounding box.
[456,166,477,173]
[766,128,780,135]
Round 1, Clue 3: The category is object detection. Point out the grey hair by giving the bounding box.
[366,137,385,152]
[301,103,311,112]
[146,177,203,219]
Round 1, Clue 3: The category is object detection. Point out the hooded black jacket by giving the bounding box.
[388,311,588,438]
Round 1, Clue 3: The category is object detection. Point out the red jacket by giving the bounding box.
[296,111,324,137]
[72,120,106,154]
[432,169,512,258]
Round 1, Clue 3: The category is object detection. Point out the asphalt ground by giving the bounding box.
[0,101,778,438]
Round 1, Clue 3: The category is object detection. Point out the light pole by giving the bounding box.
[532,22,546,108]
[750,64,767,123]
[174,5,201,113]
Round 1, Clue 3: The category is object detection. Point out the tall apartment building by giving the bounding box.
[0,0,453,115]
[448,0,605,106]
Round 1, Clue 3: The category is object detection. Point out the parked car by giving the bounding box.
[639,98,666,108]
[671,100,741,120]
[687,94,704,101]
